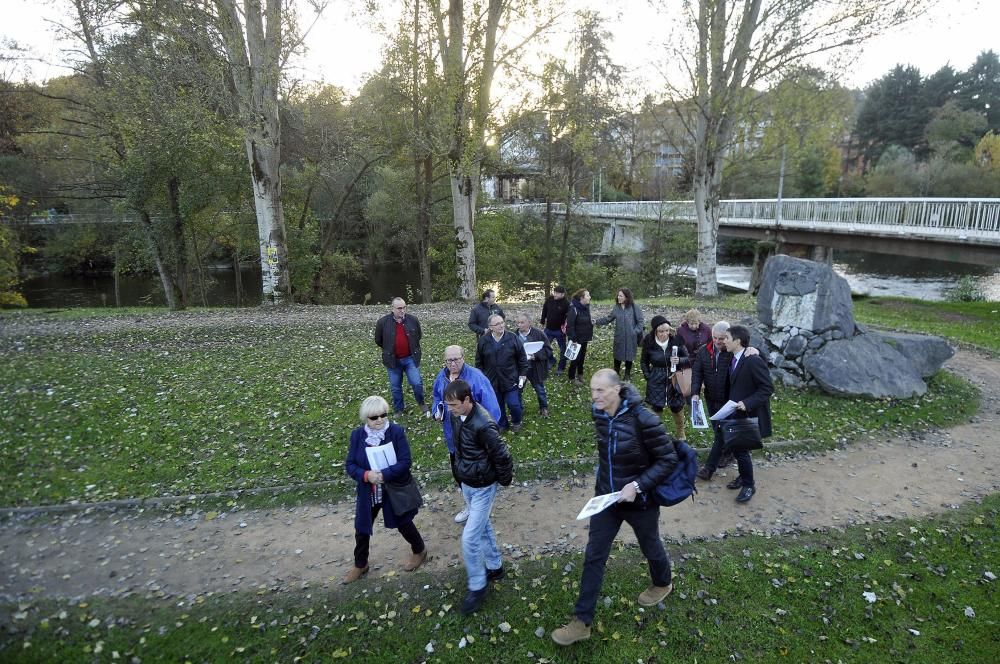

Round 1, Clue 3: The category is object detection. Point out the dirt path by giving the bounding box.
[1,351,997,602]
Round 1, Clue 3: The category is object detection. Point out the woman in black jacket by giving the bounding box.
[565,288,593,386]
[640,315,690,440]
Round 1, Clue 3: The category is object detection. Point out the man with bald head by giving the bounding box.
[431,345,502,523]
[552,368,678,646]
[374,297,427,415]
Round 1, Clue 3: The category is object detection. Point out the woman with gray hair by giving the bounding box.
[343,395,427,583]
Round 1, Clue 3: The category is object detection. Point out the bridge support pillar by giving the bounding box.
[777,241,833,266]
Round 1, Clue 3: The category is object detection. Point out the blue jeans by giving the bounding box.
[461,482,502,591]
[497,388,523,429]
[523,379,548,409]
[574,502,671,625]
[545,329,567,370]
[386,356,424,413]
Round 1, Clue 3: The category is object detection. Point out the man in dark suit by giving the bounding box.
[721,324,773,503]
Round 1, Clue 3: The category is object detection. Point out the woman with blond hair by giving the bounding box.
[676,308,712,357]
[343,395,427,583]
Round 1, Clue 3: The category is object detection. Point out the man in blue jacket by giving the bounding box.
[432,345,502,523]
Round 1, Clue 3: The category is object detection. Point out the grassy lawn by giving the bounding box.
[0,311,980,508]
[3,494,996,662]
[852,297,1000,354]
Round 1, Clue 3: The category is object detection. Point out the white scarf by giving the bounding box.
[363,423,389,505]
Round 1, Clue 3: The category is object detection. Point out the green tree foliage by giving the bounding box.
[855,65,930,164]
[0,186,26,307]
[724,68,852,198]
[957,50,1000,133]
[925,100,989,162]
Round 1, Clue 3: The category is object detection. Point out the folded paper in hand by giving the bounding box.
[709,400,739,421]
[522,341,544,357]
[365,442,397,471]
[576,491,622,520]
[690,398,709,429]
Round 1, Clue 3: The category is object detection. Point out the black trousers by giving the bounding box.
[573,501,671,625]
[568,342,589,379]
[354,503,425,568]
[613,359,634,377]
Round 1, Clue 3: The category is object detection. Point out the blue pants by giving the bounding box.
[386,356,424,413]
[545,329,567,370]
[523,379,548,409]
[573,502,671,625]
[461,482,502,591]
[497,388,523,429]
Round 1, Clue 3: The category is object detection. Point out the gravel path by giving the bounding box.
[2,334,996,603]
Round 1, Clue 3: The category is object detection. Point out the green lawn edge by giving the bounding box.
[3,494,997,663]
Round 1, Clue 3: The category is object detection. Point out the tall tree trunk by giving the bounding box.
[450,171,479,300]
[214,0,290,305]
[137,210,182,310]
[543,198,554,292]
[417,154,434,302]
[245,133,289,304]
[166,176,191,308]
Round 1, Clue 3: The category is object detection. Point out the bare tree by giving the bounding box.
[660,0,933,297]
[428,0,556,300]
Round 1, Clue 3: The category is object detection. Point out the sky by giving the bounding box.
[2,0,996,95]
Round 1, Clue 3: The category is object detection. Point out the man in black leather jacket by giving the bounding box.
[553,369,678,646]
[444,379,514,615]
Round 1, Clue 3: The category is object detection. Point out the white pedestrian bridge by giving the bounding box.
[496,198,1000,266]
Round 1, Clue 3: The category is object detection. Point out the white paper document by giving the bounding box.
[523,340,544,357]
[576,491,622,520]
[709,400,739,421]
[564,341,581,360]
[365,442,397,471]
[691,399,709,429]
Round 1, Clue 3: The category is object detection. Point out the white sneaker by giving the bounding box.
[454,507,470,523]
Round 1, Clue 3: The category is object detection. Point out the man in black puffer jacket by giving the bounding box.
[552,369,678,646]
[444,379,514,616]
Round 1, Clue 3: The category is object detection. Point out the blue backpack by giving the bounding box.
[653,439,699,507]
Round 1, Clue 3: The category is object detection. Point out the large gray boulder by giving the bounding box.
[803,334,927,398]
[870,331,955,378]
[757,255,856,336]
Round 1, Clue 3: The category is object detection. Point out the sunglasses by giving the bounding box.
[367,413,388,421]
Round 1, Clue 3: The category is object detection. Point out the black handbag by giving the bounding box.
[721,417,763,453]
[384,475,424,514]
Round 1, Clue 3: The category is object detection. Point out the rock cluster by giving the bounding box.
[745,255,954,398]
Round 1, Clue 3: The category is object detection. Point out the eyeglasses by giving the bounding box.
[367,413,388,421]
[445,357,463,363]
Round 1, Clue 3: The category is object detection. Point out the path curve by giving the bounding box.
[2,351,997,602]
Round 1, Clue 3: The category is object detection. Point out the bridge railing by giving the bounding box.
[494,198,1000,241]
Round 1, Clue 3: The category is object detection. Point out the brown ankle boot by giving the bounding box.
[342,565,369,584]
[403,548,427,572]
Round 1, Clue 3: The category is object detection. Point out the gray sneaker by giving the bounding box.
[454,507,470,523]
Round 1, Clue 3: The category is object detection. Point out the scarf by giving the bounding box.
[363,423,389,505]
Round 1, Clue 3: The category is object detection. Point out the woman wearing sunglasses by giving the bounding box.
[343,395,427,583]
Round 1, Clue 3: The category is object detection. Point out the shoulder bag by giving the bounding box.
[721,417,763,453]
[385,474,424,514]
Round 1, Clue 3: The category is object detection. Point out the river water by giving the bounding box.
[18,251,1000,308]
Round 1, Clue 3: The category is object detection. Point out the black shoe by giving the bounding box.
[696,466,714,481]
[486,566,505,583]
[726,478,742,490]
[736,486,756,503]
[461,586,489,615]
